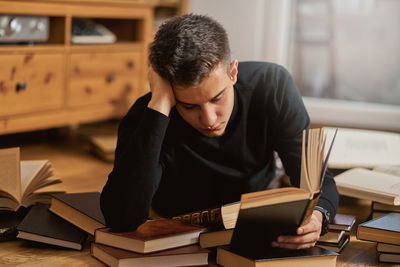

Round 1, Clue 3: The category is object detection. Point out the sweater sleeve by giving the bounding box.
[100,94,170,231]
[270,66,338,222]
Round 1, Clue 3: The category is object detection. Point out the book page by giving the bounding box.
[20,160,48,194]
[324,127,400,168]
[0,147,21,202]
[335,168,400,197]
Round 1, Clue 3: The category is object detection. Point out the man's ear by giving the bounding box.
[230,59,239,84]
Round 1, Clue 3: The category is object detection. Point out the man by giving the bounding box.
[100,14,339,250]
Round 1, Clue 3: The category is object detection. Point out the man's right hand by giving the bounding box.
[147,67,176,116]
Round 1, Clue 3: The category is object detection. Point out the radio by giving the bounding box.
[0,15,49,43]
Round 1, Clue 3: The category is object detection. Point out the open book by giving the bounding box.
[0,147,62,211]
[230,128,337,256]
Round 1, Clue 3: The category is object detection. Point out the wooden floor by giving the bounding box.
[0,122,399,266]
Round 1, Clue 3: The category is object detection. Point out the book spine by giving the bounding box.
[172,207,223,227]
[299,193,321,227]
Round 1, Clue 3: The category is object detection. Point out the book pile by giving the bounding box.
[371,201,400,219]
[357,213,400,264]
[85,134,117,162]
[316,214,355,253]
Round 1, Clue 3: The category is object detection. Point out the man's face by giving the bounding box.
[173,60,238,137]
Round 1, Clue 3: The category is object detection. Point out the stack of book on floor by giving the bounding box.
[92,218,209,266]
[316,213,355,253]
[15,192,105,250]
[357,213,400,264]
[371,201,400,219]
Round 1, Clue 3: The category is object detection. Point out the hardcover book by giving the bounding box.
[95,218,207,254]
[334,168,400,205]
[49,192,105,235]
[377,243,400,254]
[378,253,400,264]
[230,128,336,256]
[316,234,350,253]
[16,204,87,250]
[0,147,62,211]
[328,214,356,231]
[91,243,209,267]
[216,245,338,267]
[199,228,233,248]
[357,213,400,245]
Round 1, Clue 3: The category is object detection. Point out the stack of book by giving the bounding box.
[316,214,355,253]
[371,201,400,219]
[357,213,400,264]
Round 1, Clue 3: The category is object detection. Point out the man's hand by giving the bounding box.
[271,210,323,249]
[147,67,176,116]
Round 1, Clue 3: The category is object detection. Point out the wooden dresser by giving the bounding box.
[0,0,187,135]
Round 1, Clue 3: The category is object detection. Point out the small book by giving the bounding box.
[357,213,400,245]
[377,243,400,254]
[49,192,105,235]
[317,230,345,244]
[91,243,209,267]
[199,228,233,248]
[216,245,338,267]
[95,218,207,254]
[230,128,336,256]
[316,234,350,253]
[0,147,62,211]
[86,134,117,162]
[328,214,356,231]
[334,168,400,205]
[172,201,240,229]
[378,253,400,264]
[371,210,391,219]
[16,204,87,250]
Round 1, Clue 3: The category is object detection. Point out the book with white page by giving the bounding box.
[324,127,400,169]
[334,168,400,205]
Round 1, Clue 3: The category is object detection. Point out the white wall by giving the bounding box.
[189,0,292,66]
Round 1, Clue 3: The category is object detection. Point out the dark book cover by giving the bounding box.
[51,192,105,225]
[219,245,338,263]
[359,213,400,233]
[16,204,87,250]
[230,198,310,257]
[328,214,356,231]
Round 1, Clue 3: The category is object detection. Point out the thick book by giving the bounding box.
[357,213,400,245]
[0,147,62,211]
[172,201,240,229]
[49,192,105,235]
[230,128,336,256]
[372,202,400,213]
[317,230,345,244]
[216,245,338,267]
[316,234,350,253]
[378,253,400,264]
[323,127,400,168]
[377,243,400,254]
[91,243,209,267]
[335,168,400,205]
[16,204,87,250]
[328,213,356,231]
[199,228,233,248]
[95,218,207,254]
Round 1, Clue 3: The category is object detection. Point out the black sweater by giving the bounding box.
[100,62,339,231]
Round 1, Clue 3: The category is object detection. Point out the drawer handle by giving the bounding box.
[106,74,115,84]
[16,81,26,92]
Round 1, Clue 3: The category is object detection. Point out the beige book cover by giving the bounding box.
[335,168,400,205]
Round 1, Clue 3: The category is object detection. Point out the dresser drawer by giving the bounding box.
[0,53,64,117]
[67,52,142,107]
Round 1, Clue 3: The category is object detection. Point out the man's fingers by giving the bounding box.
[272,241,317,250]
[277,232,320,245]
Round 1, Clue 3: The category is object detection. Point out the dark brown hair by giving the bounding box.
[149,14,231,87]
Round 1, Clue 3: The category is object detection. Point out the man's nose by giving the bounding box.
[200,105,217,127]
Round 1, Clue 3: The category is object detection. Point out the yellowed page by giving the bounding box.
[0,147,21,203]
[324,127,400,168]
[20,160,48,195]
[300,129,311,191]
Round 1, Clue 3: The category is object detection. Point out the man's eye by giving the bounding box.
[182,104,196,110]
[211,97,222,103]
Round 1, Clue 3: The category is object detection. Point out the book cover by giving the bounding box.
[16,204,87,250]
[377,243,400,254]
[0,147,62,211]
[217,245,338,267]
[379,253,400,264]
[334,168,400,205]
[316,234,350,253]
[357,213,400,245]
[95,218,207,254]
[317,230,345,245]
[49,192,105,235]
[91,243,209,267]
[328,214,356,231]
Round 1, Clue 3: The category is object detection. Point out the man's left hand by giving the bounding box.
[271,210,323,249]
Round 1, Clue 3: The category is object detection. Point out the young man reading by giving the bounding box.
[100,14,339,250]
